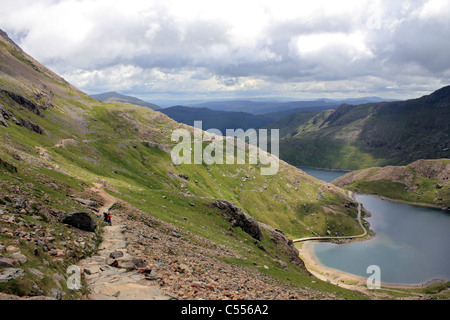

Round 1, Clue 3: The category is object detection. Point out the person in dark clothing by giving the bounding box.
[103,212,112,225]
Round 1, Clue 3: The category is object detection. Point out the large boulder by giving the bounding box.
[213,200,262,241]
[213,200,308,271]
[0,268,25,283]
[62,212,97,232]
[0,256,16,267]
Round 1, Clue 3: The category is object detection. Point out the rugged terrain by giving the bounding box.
[275,88,450,170]
[0,29,369,300]
[333,159,450,209]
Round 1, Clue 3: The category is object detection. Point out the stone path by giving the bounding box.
[77,185,173,300]
[293,192,367,243]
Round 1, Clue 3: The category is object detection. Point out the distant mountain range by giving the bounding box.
[274,86,450,170]
[89,92,395,133]
[90,91,161,110]
[184,97,394,115]
[159,105,274,132]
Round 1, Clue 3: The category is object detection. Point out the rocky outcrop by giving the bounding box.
[259,223,307,271]
[1,96,45,134]
[0,90,46,117]
[19,118,43,134]
[62,212,97,232]
[409,159,450,181]
[0,158,17,173]
[213,200,262,241]
[0,104,13,127]
[213,200,307,271]
[0,268,25,283]
[0,256,16,268]
[72,197,97,207]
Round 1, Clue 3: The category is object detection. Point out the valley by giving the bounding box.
[0,29,366,300]
[0,24,449,303]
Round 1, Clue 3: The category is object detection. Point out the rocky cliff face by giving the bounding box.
[213,200,307,271]
[213,200,263,241]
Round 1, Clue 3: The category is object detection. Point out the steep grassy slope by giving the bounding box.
[276,90,450,170]
[333,159,450,209]
[0,30,366,299]
[264,110,321,138]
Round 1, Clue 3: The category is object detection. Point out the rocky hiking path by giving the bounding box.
[75,184,341,300]
[77,184,172,300]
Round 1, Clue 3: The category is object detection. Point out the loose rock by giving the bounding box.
[0,268,25,283]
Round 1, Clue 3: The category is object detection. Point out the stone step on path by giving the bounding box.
[78,224,172,300]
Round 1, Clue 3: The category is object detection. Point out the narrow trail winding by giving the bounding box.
[293,192,367,243]
[77,183,172,300]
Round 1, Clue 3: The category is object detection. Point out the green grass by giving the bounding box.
[340,160,450,207]
[0,43,373,300]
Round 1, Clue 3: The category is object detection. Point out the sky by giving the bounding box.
[1,0,450,102]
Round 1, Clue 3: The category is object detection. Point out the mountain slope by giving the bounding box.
[277,88,450,170]
[0,30,366,300]
[333,159,450,209]
[91,91,161,110]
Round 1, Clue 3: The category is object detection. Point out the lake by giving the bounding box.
[299,167,349,183]
[304,169,450,285]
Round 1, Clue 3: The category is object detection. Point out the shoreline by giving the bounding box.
[361,193,450,212]
[297,240,445,292]
[296,193,440,291]
[297,166,352,173]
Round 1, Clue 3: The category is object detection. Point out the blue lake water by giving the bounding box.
[304,169,450,285]
[299,167,348,183]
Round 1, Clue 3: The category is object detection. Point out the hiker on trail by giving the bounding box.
[103,212,112,226]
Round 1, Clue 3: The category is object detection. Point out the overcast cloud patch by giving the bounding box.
[0,0,449,100]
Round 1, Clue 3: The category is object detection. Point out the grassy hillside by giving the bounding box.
[0,30,367,299]
[276,90,450,170]
[333,159,450,209]
[264,110,321,138]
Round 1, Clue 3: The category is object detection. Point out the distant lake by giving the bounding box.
[312,194,450,285]
[302,168,450,285]
[299,167,348,183]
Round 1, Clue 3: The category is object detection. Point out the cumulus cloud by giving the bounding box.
[0,0,449,100]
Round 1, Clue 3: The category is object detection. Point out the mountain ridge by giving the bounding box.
[275,86,450,170]
[90,91,161,110]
